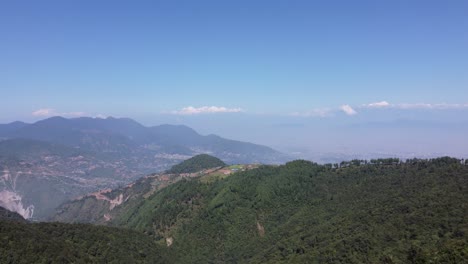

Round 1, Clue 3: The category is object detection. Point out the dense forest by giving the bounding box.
[114,157,467,263]
[3,157,468,263]
[166,154,226,174]
[0,216,168,263]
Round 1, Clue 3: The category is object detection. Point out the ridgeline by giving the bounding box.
[7,156,468,263]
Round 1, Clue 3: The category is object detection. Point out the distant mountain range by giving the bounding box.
[0,116,288,219]
[0,116,284,161]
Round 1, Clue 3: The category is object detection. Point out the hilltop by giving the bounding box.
[167,154,226,174]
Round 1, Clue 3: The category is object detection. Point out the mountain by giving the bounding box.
[53,155,258,224]
[0,117,287,220]
[0,207,167,263]
[0,121,29,139]
[10,116,140,154]
[53,157,468,263]
[1,116,285,163]
[167,154,226,174]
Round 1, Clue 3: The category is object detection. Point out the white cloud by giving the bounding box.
[172,106,244,115]
[32,108,55,117]
[340,105,357,115]
[365,101,391,108]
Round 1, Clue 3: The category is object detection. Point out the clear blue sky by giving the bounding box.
[1,0,467,121]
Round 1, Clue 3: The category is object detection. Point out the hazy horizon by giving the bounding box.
[2,0,467,161]
[2,113,467,163]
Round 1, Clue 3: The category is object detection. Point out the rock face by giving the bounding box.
[0,167,34,218]
[256,221,265,237]
[0,190,34,219]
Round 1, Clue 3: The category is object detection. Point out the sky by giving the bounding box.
[1,0,468,159]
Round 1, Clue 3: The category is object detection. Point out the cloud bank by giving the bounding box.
[396,103,468,110]
[172,106,244,115]
[362,101,468,110]
[292,101,468,118]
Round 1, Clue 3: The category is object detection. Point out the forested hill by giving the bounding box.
[0,208,168,263]
[112,157,468,263]
[166,154,226,174]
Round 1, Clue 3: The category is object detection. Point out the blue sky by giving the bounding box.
[1,0,468,158]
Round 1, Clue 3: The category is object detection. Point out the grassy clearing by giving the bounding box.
[228,164,244,170]
[200,171,230,183]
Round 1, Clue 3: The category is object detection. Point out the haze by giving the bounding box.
[1,0,468,162]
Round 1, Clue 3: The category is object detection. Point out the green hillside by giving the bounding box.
[0,217,167,264]
[53,156,257,225]
[113,157,467,263]
[167,154,226,174]
[53,172,168,224]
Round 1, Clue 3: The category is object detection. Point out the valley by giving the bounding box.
[0,117,288,219]
[53,154,261,224]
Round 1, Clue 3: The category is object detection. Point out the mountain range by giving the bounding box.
[0,117,288,219]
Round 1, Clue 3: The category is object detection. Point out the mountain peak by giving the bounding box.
[42,116,68,122]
